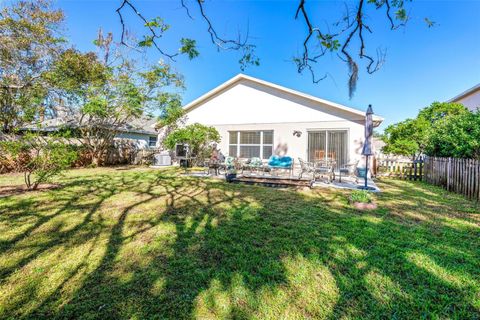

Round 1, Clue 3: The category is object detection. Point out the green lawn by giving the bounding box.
[0,167,479,319]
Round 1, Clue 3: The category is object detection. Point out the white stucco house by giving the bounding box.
[180,74,383,170]
[448,83,480,111]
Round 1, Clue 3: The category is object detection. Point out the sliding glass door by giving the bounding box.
[308,130,348,170]
[308,131,326,162]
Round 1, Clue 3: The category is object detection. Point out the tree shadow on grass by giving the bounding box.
[1,170,479,319]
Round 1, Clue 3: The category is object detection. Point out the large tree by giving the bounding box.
[115,0,434,97]
[382,102,470,159]
[0,0,65,133]
[52,31,184,165]
[425,111,480,159]
[0,0,186,166]
[382,117,429,160]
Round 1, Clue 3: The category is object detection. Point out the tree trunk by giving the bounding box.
[91,155,101,167]
[31,181,40,190]
[91,146,107,166]
[24,171,36,190]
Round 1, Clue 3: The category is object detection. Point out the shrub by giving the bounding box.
[349,190,373,203]
[0,133,78,190]
[163,123,220,165]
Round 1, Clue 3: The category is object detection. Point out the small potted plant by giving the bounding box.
[225,164,237,182]
[349,190,377,210]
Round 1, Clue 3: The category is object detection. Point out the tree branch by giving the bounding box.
[294,0,401,97]
[195,0,249,51]
[180,0,193,20]
[116,0,179,59]
[115,0,411,97]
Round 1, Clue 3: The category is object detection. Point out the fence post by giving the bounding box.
[412,162,416,181]
[477,159,480,202]
[426,157,429,183]
[447,158,450,191]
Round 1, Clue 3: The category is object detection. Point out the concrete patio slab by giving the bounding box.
[312,176,380,192]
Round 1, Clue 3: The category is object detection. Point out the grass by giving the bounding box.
[0,166,479,319]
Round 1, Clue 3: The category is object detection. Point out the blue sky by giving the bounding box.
[58,0,480,130]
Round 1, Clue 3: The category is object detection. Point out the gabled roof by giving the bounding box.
[448,83,480,103]
[183,74,384,125]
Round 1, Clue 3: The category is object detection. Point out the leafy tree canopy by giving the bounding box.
[47,49,108,93]
[418,102,469,123]
[46,29,185,165]
[163,123,220,164]
[382,102,473,159]
[1,0,189,167]
[0,0,65,132]
[425,111,480,159]
[382,117,429,159]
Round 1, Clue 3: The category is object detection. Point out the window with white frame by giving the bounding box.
[148,136,157,148]
[228,130,273,159]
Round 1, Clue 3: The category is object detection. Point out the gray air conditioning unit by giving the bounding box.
[153,151,171,166]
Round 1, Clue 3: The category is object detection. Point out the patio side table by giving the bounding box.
[313,160,336,183]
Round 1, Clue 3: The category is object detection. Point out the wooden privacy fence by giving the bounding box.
[424,157,480,201]
[375,158,424,181]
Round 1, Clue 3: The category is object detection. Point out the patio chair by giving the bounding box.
[338,160,359,183]
[217,156,237,174]
[203,159,213,175]
[298,158,315,180]
[298,158,335,183]
[242,157,264,175]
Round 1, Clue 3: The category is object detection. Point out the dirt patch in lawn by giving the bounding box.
[0,184,60,197]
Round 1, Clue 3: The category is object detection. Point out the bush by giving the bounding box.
[163,123,220,165]
[0,134,78,190]
[349,190,373,203]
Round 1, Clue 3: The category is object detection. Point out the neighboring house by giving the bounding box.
[373,137,386,159]
[23,112,159,149]
[372,137,411,161]
[180,74,383,169]
[448,83,480,111]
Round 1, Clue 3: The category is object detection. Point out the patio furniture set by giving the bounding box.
[204,155,359,185]
[204,155,294,177]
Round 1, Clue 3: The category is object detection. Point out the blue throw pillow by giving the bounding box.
[268,155,280,166]
[279,156,292,167]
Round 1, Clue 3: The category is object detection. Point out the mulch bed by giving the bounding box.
[0,184,60,197]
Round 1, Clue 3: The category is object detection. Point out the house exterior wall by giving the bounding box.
[186,80,365,124]
[203,121,365,166]
[115,132,157,149]
[184,80,367,166]
[452,89,480,111]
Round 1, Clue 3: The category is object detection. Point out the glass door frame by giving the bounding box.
[306,128,350,170]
